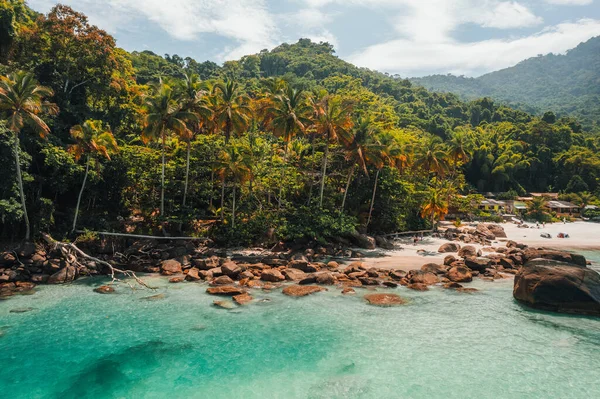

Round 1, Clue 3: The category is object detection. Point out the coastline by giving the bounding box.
[361,221,600,272]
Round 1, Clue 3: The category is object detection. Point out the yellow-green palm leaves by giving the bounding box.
[212,78,252,143]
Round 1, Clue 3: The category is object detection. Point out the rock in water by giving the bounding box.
[9,307,36,313]
[206,286,246,296]
[141,293,166,301]
[160,259,182,275]
[282,285,326,297]
[233,293,253,305]
[261,269,285,282]
[513,259,600,316]
[446,266,473,283]
[94,285,115,294]
[47,265,77,284]
[364,293,406,307]
[213,300,235,309]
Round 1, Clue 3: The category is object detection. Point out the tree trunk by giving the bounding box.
[367,169,380,227]
[232,183,236,228]
[13,132,30,240]
[209,169,214,209]
[183,140,191,207]
[341,164,355,213]
[160,133,166,216]
[72,156,90,233]
[220,175,226,222]
[319,142,329,208]
[278,142,288,211]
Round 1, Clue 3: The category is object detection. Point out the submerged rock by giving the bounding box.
[9,307,36,313]
[513,259,600,316]
[206,286,247,296]
[282,285,326,297]
[233,293,253,305]
[93,285,115,294]
[213,300,235,309]
[364,293,406,307]
[141,293,166,301]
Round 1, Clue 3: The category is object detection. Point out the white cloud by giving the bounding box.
[545,0,593,5]
[28,0,278,61]
[473,2,543,29]
[349,18,600,76]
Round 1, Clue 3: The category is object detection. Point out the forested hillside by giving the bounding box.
[1,1,600,244]
[412,36,600,131]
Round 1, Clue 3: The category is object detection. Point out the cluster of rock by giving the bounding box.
[0,241,103,298]
[442,223,507,246]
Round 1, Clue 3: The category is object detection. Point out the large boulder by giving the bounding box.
[160,259,182,275]
[211,275,234,285]
[522,249,586,267]
[485,224,507,238]
[315,272,336,285]
[350,232,376,249]
[282,268,306,281]
[421,263,447,275]
[261,269,285,282]
[475,224,496,241]
[438,242,461,253]
[464,257,493,272]
[47,265,77,284]
[364,293,406,306]
[409,270,440,285]
[458,245,480,258]
[221,261,241,278]
[375,236,395,250]
[288,259,318,273]
[446,266,473,282]
[513,259,600,316]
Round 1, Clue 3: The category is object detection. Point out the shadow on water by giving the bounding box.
[55,340,190,399]
[515,303,600,345]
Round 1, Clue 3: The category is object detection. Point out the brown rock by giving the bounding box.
[364,293,406,306]
[282,268,306,281]
[438,242,461,253]
[246,280,264,288]
[464,257,493,272]
[458,245,480,258]
[288,259,318,273]
[94,285,115,294]
[169,276,184,283]
[327,261,340,269]
[211,275,234,285]
[421,263,447,275]
[383,281,398,288]
[457,287,479,293]
[161,259,182,275]
[213,300,235,309]
[282,285,326,297]
[446,266,473,282]
[389,270,406,280]
[443,282,463,289]
[409,271,440,285]
[185,267,201,281]
[407,283,429,291]
[47,265,77,284]
[341,287,356,295]
[485,224,507,238]
[221,261,241,278]
[443,255,457,266]
[358,277,380,286]
[206,286,246,296]
[261,269,285,282]
[233,293,253,305]
[316,272,336,285]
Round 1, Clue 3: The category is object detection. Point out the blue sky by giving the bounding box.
[27,0,600,77]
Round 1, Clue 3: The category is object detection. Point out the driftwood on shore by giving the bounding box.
[75,230,209,241]
[42,233,155,290]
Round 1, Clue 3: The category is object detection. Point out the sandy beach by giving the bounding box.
[361,221,600,272]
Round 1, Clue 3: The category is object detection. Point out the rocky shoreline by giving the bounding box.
[1,224,599,315]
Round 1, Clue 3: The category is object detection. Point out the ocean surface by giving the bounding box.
[1,253,600,398]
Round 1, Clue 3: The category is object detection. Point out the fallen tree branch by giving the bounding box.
[42,233,156,290]
[75,230,209,241]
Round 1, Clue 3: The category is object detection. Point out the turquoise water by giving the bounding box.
[2,266,600,398]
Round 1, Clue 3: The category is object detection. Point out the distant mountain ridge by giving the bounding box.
[411,36,600,131]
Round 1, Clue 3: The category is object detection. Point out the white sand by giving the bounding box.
[361,221,600,272]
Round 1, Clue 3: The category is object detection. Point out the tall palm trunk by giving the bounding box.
[278,142,288,211]
[341,164,355,213]
[160,133,166,215]
[220,175,226,222]
[72,156,90,233]
[367,169,381,227]
[319,142,329,208]
[232,183,236,228]
[13,133,30,240]
[183,140,191,207]
[209,169,215,208]
[307,138,315,206]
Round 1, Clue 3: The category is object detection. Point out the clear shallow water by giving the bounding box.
[1,272,600,398]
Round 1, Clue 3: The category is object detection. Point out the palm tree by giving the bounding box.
[575,192,593,209]
[217,144,253,228]
[421,189,449,229]
[142,83,197,216]
[339,116,382,213]
[179,72,212,208]
[527,197,549,222]
[266,85,311,209]
[212,78,252,143]
[310,93,354,208]
[415,137,450,176]
[0,71,58,240]
[69,120,118,232]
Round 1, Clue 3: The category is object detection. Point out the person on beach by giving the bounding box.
[413,235,418,245]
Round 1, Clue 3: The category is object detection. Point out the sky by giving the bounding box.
[27,0,600,77]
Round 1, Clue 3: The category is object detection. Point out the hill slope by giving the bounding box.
[412,36,600,131]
